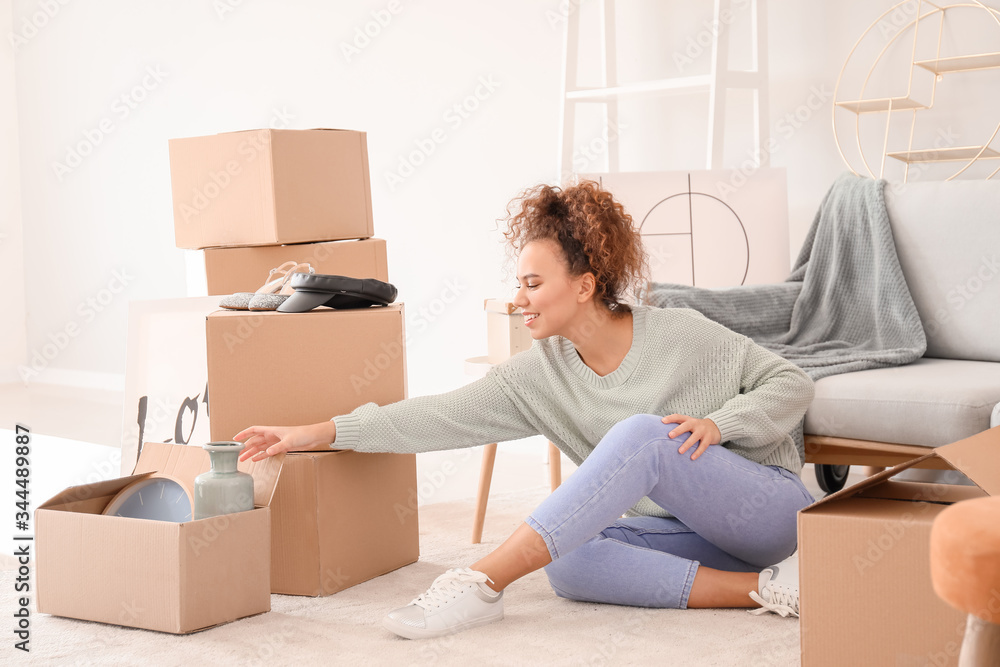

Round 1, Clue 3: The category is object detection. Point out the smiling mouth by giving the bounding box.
[523,312,539,324]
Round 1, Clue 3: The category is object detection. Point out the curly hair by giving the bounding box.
[500,180,649,316]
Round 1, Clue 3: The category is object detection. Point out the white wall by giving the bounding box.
[7,0,999,399]
[1,0,26,382]
[10,0,561,397]
[567,0,857,257]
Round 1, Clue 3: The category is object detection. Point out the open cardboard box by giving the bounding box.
[799,426,1000,667]
[36,442,284,634]
[168,128,374,250]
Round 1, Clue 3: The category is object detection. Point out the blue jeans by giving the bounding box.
[525,414,815,609]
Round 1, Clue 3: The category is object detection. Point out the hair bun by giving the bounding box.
[502,180,648,314]
[547,198,568,218]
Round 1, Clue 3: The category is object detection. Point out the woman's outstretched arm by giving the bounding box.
[236,366,538,461]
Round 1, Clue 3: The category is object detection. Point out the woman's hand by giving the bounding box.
[661,414,721,461]
[233,421,339,462]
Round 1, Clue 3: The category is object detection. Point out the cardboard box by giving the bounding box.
[169,128,374,250]
[799,426,1000,667]
[270,450,419,596]
[204,238,389,296]
[36,442,283,634]
[205,304,407,443]
[484,298,533,363]
[205,304,418,596]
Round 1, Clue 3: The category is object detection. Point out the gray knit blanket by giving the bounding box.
[640,173,927,461]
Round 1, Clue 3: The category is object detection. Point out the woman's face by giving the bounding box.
[512,238,593,339]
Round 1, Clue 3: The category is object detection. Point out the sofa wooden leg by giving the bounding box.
[861,466,885,478]
[472,443,498,544]
[548,442,562,492]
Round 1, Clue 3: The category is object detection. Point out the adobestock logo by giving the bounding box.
[18,268,135,383]
[559,121,628,184]
[384,76,501,192]
[177,106,295,223]
[885,126,960,191]
[339,0,410,63]
[243,627,297,667]
[392,451,472,524]
[321,567,351,594]
[545,0,583,30]
[214,0,248,20]
[923,252,998,341]
[713,82,833,197]
[876,0,919,39]
[222,313,266,353]
[672,0,752,72]
[945,254,998,311]
[51,65,168,182]
[177,135,266,221]
[7,0,71,53]
[349,277,467,393]
[349,339,404,394]
[775,84,833,141]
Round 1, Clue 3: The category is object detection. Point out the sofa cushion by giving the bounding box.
[884,180,1000,362]
[804,358,1000,447]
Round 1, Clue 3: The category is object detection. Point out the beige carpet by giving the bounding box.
[5,486,800,666]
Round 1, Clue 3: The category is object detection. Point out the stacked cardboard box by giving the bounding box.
[174,128,419,597]
[35,129,419,635]
[167,128,388,294]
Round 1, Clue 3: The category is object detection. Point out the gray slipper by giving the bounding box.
[218,261,314,311]
[248,293,291,311]
[219,292,256,310]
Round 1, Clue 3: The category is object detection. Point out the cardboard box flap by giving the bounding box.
[804,427,1000,513]
[933,425,1000,495]
[484,298,519,315]
[804,451,941,511]
[198,128,267,136]
[306,127,363,133]
[220,128,362,135]
[244,451,284,507]
[173,128,271,141]
[133,441,211,481]
[134,442,284,508]
[855,480,988,504]
[37,473,150,510]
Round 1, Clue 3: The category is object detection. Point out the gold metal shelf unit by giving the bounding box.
[914,51,1000,73]
[835,97,929,114]
[833,1,1000,180]
[887,146,1000,162]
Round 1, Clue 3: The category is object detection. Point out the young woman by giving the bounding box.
[235,181,815,639]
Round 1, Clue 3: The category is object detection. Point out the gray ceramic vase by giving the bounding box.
[193,441,255,520]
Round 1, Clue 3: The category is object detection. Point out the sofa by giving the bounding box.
[804,179,1000,491]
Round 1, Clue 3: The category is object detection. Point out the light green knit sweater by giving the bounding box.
[332,304,814,517]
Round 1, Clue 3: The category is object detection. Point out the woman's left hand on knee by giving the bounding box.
[661,414,721,461]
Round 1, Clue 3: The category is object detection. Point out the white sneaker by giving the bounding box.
[382,568,504,639]
[748,553,799,618]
